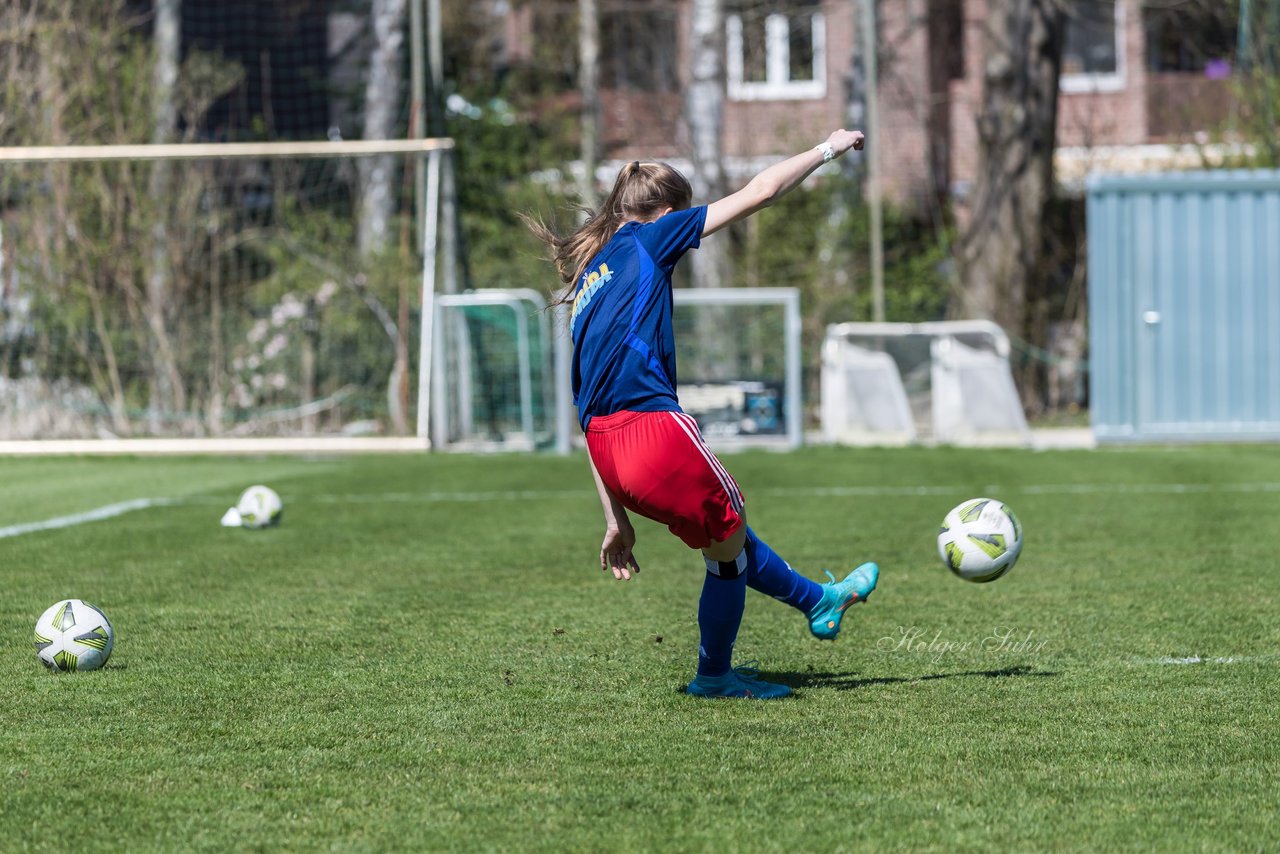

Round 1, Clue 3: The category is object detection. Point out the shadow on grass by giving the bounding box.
[768,664,1059,691]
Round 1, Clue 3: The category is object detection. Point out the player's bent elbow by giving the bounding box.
[746,176,783,209]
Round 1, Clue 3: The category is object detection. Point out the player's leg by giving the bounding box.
[693,529,748,681]
[688,521,791,699]
[694,461,880,642]
[704,516,822,614]
[655,414,792,699]
[736,524,824,613]
[586,411,772,697]
[710,521,879,641]
[667,410,879,647]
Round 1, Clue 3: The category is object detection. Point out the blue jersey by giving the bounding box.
[570,205,707,431]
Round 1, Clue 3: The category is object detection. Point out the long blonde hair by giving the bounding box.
[524,161,693,303]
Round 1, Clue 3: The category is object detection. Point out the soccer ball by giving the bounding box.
[34,599,115,672]
[236,485,283,529]
[937,498,1023,582]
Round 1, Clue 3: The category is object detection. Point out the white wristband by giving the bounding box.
[815,142,836,163]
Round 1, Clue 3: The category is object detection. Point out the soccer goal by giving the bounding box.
[821,320,1030,446]
[0,140,454,450]
[429,289,556,452]
[551,288,803,451]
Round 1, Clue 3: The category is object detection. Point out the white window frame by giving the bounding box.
[726,9,826,101]
[1060,0,1126,94]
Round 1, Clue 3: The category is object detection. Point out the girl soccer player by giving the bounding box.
[527,130,878,699]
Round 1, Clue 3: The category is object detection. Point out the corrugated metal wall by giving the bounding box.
[1088,170,1280,442]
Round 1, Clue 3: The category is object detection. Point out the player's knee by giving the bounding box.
[704,550,747,579]
[702,520,747,560]
[702,522,748,575]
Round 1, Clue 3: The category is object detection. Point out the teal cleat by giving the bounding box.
[686,663,792,700]
[807,562,879,640]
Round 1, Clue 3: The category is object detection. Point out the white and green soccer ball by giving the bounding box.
[937,498,1023,583]
[34,599,114,672]
[230,484,283,529]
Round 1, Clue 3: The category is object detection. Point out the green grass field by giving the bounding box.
[2,445,1278,851]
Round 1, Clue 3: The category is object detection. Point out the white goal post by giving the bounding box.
[0,139,455,452]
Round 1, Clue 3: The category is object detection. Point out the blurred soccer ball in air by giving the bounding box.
[937,498,1023,583]
[34,599,115,672]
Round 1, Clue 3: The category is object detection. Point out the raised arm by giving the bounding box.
[703,129,864,237]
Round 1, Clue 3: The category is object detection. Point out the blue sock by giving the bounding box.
[696,570,747,678]
[744,526,824,614]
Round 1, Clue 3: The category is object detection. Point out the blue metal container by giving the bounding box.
[1088,170,1280,441]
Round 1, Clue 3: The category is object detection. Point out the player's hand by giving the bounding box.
[826,129,865,155]
[600,523,639,581]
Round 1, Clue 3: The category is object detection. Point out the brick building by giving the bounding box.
[502,1,1241,212]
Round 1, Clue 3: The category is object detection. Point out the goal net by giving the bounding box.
[672,289,802,448]
[430,290,557,452]
[821,320,1030,446]
[0,141,451,445]
[551,288,803,450]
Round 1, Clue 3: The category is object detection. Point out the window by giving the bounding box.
[929,0,965,83]
[727,2,826,101]
[1143,4,1237,74]
[1061,1,1124,93]
[601,9,679,92]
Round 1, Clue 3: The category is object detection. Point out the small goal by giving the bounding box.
[430,289,555,452]
[551,287,804,451]
[821,320,1029,446]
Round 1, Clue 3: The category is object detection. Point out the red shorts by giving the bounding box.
[585,409,745,549]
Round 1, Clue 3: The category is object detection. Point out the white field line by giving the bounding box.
[0,436,429,455]
[780,482,1280,497]
[296,481,1280,503]
[4,481,1279,539]
[0,498,172,540]
[304,490,587,504]
[1130,655,1274,666]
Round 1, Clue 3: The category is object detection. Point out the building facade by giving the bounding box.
[502,1,1242,212]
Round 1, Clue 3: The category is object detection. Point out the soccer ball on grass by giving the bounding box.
[225,484,284,529]
[34,599,115,672]
[937,497,1023,582]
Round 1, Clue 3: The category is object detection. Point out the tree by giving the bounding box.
[358,0,408,257]
[682,0,736,380]
[684,0,729,291]
[0,1,243,436]
[358,0,410,432]
[146,0,186,433]
[955,0,1066,377]
[1237,0,1280,165]
[578,0,601,207]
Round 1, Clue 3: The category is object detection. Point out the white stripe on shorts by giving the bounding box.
[667,411,744,513]
[673,412,743,511]
[673,413,743,509]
